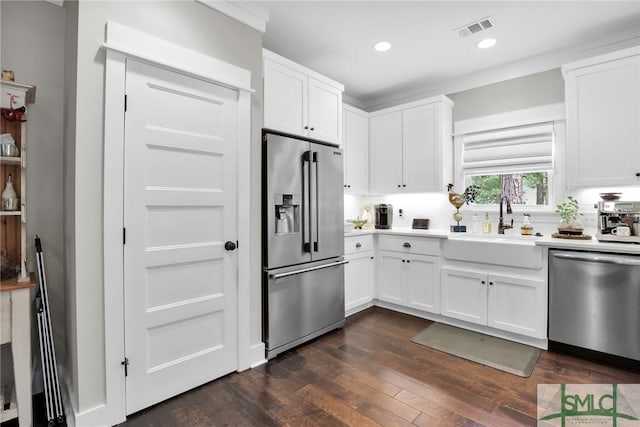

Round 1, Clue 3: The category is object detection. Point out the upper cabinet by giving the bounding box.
[369,96,453,194]
[563,46,640,187]
[343,105,369,194]
[263,49,344,144]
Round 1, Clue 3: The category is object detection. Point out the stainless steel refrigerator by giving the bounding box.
[262,130,346,359]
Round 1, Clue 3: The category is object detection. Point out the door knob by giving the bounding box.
[224,241,237,251]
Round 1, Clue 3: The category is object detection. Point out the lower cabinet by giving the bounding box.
[440,267,546,339]
[344,251,374,313]
[378,250,440,314]
[344,235,374,314]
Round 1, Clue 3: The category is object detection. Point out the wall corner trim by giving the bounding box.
[102,21,254,93]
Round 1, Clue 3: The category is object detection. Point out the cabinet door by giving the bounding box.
[377,250,406,305]
[369,112,403,194]
[308,78,342,144]
[263,58,308,137]
[566,54,640,187]
[406,254,440,314]
[487,274,546,339]
[402,103,441,192]
[440,268,486,325]
[343,107,369,194]
[344,252,374,313]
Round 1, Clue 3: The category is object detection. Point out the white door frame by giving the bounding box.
[101,21,253,426]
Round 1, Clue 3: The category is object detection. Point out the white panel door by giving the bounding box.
[440,268,486,325]
[402,103,440,192]
[308,77,342,143]
[263,58,307,137]
[369,112,403,194]
[406,254,440,314]
[123,59,238,414]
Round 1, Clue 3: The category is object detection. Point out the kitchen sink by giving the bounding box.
[444,233,543,269]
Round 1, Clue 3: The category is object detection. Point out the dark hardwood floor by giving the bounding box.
[120,307,640,426]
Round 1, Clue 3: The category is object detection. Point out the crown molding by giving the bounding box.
[196,0,268,33]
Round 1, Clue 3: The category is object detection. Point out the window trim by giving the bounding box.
[453,103,566,213]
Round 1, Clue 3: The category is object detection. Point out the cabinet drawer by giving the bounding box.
[378,235,440,256]
[344,235,374,254]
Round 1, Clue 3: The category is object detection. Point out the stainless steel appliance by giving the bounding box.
[596,201,640,243]
[549,250,640,364]
[375,204,393,229]
[262,130,346,359]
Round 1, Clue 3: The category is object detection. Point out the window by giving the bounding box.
[470,172,550,206]
[459,122,555,207]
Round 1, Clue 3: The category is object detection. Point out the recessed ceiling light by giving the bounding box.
[374,41,391,52]
[477,38,497,49]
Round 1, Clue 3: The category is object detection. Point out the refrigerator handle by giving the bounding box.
[312,151,319,252]
[302,151,312,253]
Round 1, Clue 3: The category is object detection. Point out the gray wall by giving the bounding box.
[64,0,264,414]
[0,0,67,388]
[447,68,565,121]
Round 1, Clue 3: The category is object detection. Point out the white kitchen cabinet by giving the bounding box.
[376,235,441,314]
[343,105,369,194]
[263,49,344,144]
[563,46,640,187]
[344,235,374,314]
[440,268,487,325]
[440,267,546,339]
[369,111,402,193]
[369,96,453,194]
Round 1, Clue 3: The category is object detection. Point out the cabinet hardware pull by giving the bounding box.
[310,127,315,131]
[407,260,411,263]
[489,281,493,285]
[397,184,401,188]
[355,243,362,248]
[402,259,406,263]
[304,126,309,130]
[636,172,640,177]
[403,242,411,248]
[402,184,406,187]
[481,280,486,284]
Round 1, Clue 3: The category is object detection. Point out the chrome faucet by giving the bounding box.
[498,195,513,234]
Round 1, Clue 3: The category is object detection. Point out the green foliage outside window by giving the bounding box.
[470,172,549,205]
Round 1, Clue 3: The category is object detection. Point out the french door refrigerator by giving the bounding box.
[262,130,346,359]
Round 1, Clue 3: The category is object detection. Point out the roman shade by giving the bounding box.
[461,122,554,175]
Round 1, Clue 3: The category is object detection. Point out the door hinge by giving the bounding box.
[121,357,129,376]
[124,94,128,112]
[123,227,126,245]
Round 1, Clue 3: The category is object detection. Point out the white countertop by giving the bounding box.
[535,235,640,255]
[345,228,640,254]
[344,228,449,238]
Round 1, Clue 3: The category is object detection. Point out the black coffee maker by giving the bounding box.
[374,204,393,229]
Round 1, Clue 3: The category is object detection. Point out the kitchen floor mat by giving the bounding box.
[411,323,541,377]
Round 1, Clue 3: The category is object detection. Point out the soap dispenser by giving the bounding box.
[482,212,492,234]
[521,213,533,236]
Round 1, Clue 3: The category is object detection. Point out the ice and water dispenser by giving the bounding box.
[275,194,300,235]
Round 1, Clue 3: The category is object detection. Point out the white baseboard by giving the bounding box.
[346,301,374,317]
[248,342,267,369]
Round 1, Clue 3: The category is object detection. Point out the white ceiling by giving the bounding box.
[248,1,640,110]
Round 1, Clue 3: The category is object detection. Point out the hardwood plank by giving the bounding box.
[118,307,640,427]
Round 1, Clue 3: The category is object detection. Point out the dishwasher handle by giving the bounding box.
[552,252,640,267]
[269,260,349,279]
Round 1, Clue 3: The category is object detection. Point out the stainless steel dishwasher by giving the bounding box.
[549,250,640,362]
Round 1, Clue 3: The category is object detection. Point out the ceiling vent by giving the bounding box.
[456,17,494,38]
